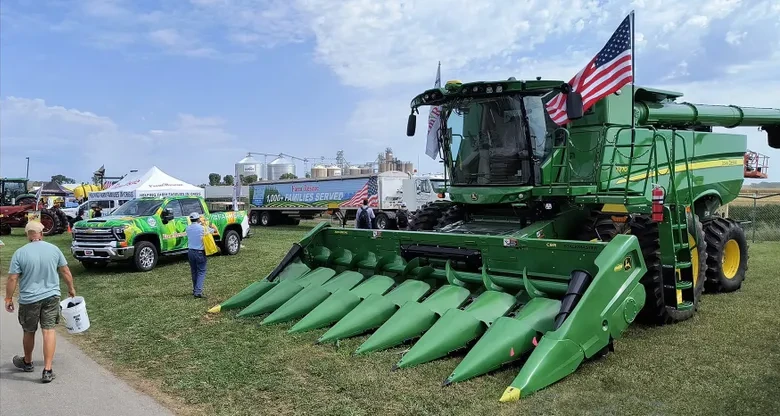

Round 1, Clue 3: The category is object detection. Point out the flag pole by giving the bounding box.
[629,10,637,158]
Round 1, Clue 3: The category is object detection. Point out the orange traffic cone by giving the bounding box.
[67,223,72,233]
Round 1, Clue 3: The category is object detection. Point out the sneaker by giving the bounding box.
[41,369,55,383]
[194,294,207,299]
[12,355,33,372]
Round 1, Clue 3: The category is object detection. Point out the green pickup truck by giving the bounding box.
[70,196,250,271]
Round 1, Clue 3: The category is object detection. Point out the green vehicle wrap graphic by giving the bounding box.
[72,196,248,259]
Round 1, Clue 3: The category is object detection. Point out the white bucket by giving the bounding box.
[60,296,90,334]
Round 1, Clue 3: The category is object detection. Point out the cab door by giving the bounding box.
[160,199,189,251]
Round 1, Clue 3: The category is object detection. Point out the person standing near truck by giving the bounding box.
[355,199,375,229]
[185,212,217,298]
[5,220,76,383]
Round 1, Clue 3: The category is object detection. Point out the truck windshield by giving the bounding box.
[111,199,163,217]
[443,94,556,185]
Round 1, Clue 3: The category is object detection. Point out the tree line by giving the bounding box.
[205,172,298,187]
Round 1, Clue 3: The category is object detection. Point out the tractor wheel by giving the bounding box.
[0,223,11,235]
[702,217,749,293]
[55,210,69,233]
[630,215,707,325]
[39,209,60,236]
[16,197,36,206]
[407,202,450,231]
[435,204,465,230]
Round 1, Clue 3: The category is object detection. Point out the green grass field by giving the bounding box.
[1,224,779,416]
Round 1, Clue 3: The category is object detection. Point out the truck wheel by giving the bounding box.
[703,217,749,293]
[260,211,274,226]
[133,241,158,272]
[221,229,241,255]
[249,211,260,226]
[374,212,390,229]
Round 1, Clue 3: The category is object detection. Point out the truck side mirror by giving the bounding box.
[407,113,417,136]
[161,209,174,224]
[565,91,584,120]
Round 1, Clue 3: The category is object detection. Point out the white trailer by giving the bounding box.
[247,171,437,229]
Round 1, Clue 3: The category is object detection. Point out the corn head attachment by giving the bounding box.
[212,218,647,399]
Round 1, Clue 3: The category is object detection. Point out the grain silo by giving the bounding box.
[311,165,327,178]
[403,162,414,174]
[267,156,296,180]
[348,166,361,176]
[360,165,372,175]
[326,165,342,177]
[236,155,264,180]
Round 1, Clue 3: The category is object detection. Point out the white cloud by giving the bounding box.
[725,30,747,45]
[0,97,243,184]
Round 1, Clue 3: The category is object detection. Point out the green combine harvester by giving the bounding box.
[210,78,780,402]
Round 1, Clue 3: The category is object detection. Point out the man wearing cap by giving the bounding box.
[185,213,217,298]
[5,220,76,383]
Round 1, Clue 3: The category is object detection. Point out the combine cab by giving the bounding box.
[744,150,769,179]
[210,79,780,402]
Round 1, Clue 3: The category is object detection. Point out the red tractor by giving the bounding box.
[0,203,62,236]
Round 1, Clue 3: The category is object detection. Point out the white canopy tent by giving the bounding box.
[88,166,204,201]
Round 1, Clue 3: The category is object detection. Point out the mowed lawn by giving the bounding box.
[1,224,779,416]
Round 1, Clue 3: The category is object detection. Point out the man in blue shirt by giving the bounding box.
[185,212,217,298]
[5,220,76,383]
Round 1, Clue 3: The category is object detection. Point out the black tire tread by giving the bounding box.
[702,217,749,293]
[407,202,450,231]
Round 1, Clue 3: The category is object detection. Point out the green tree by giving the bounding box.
[208,173,222,186]
[240,174,258,185]
[279,173,297,180]
[223,175,235,186]
[51,174,76,184]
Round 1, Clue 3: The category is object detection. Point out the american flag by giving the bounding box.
[545,13,633,125]
[425,61,442,160]
[103,181,114,189]
[340,177,379,207]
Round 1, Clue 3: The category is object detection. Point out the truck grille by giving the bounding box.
[73,228,118,243]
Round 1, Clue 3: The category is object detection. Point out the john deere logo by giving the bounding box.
[471,193,478,201]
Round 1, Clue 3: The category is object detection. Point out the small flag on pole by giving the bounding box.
[425,61,442,160]
[545,13,634,125]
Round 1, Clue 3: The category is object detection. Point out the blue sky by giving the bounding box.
[1,0,778,185]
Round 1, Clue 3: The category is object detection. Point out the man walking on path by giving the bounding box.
[4,220,76,383]
[355,199,375,229]
[185,213,217,298]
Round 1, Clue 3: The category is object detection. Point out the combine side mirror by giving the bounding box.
[565,90,584,120]
[407,113,417,136]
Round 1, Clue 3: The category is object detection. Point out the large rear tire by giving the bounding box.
[407,202,450,231]
[39,209,60,236]
[55,209,69,233]
[435,204,465,230]
[631,215,707,325]
[703,217,749,293]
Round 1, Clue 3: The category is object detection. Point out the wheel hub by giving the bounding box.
[139,247,155,268]
[722,239,740,279]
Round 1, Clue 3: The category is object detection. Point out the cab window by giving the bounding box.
[165,200,184,217]
[179,198,204,216]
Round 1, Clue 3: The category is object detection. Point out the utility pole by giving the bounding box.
[25,157,30,180]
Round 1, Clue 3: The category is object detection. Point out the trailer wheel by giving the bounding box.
[374,212,391,229]
[249,211,260,226]
[703,217,749,293]
[260,211,273,226]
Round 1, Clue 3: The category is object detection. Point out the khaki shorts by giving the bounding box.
[18,295,61,333]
